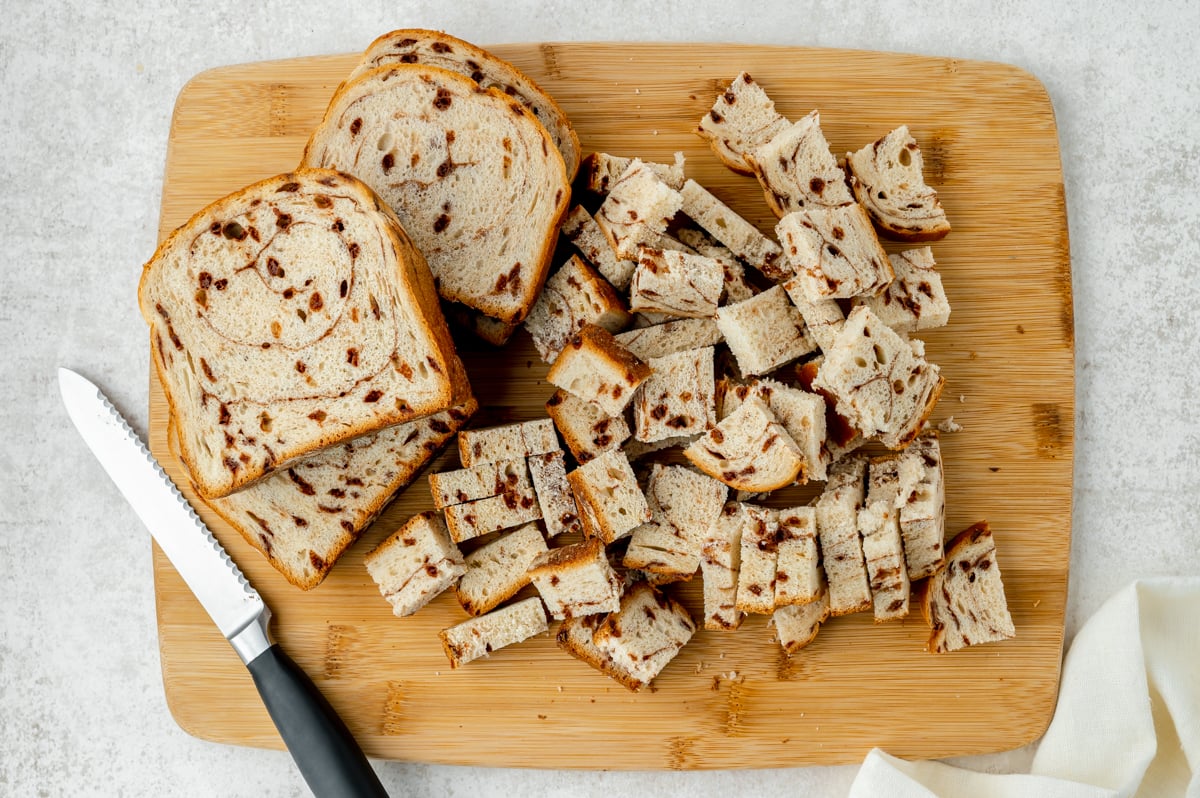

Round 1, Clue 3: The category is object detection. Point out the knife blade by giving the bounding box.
[58,367,389,798]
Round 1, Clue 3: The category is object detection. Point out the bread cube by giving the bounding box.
[614,318,724,361]
[629,248,725,319]
[679,179,788,280]
[580,151,686,194]
[526,450,583,538]
[776,203,894,301]
[457,418,560,468]
[717,376,827,482]
[566,447,651,544]
[633,346,716,443]
[735,504,779,615]
[774,581,831,654]
[815,454,872,616]
[546,324,652,417]
[623,464,729,580]
[774,506,821,606]
[716,285,816,376]
[428,457,531,510]
[847,126,950,242]
[595,159,683,259]
[695,71,790,175]
[923,522,1015,653]
[545,389,631,464]
[560,205,637,291]
[365,511,465,618]
[528,538,622,620]
[899,433,946,580]
[442,481,542,544]
[782,284,845,353]
[592,582,697,691]
[747,110,853,217]
[438,596,548,668]
[455,522,548,616]
[860,453,921,621]
[813,306,944,449]
[523,255,630,364]
[683,395,805,492]
[856,247,951,333]
[700,502,746,630]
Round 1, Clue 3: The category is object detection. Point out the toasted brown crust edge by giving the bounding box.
[357,28,581,181]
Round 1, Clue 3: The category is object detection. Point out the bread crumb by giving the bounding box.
[557,685,563,692]
[958,394,966,403]
[1033,599,1042,608]
[652,130,659,136]
[938,416,963,433]
[634,88,641,95]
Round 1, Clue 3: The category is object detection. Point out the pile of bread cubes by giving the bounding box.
[141,30,1015,694]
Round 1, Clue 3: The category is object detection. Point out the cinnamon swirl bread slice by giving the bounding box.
[140,169,471,499]
[350,29,581,181]
[303,64,570,325]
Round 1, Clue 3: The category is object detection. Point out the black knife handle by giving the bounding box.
[246,644,390,797]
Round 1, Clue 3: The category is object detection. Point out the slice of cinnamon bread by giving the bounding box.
[846,125,950,242]
[923,522,1015,653]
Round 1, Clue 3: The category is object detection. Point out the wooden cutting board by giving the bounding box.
[149,42,1073,769]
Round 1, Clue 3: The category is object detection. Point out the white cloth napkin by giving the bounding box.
[848,578,1200,798]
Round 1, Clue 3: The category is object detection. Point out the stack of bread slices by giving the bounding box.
[142,30,579,589]
[360,66,1016,688]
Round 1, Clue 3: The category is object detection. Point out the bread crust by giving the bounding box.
[353,29,581,181]
[141,169,472,499]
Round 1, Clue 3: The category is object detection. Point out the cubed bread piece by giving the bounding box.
[527,450,583,538]
[560,205,637,291]
[856,247,951,333]
[458,418,560,468]
[716,285,817,376]
[847,126,950,242]
[860,453,920,622]
[899,433,946,580]
[595,160,684,260]
[544,389,630,464]
[623,465,729,580]
[442,482,542,544]
[774,581,831,654]
[695,72,791,175]
[455,522,548,616]
[566,448,651,543]
[614,318,723,360]
[528,538,623,619]
[776,204,894,302]
[813,306,944,449]
[700,502,746,630]
[783,284,845,353]
[747,110,854,218]
[815,454,872,616]
[524,255,630,364]
[592,582,697,692]
[556,612,622,680]
[735,504,779,614]
[795,356,868,467]
[676,227,759,303]
[365,511,465,618]
[775,506,821,606]
[683,396,805,492]
[580,151,686,194]
[546,324,652,417]
[679,179,789,280]
[923,522,1015,653]
[633,347,716,443]
[629,248,725,319]
[438,596,548,668]
[718,377,827,482]
[621,225,698,260]
[428,457,531,510]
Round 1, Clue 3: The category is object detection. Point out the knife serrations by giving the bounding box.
[58,368,265,640]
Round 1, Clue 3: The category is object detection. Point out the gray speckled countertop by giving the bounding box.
[3,1,1198,795]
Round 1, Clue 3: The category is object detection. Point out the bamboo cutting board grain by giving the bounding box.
[148,42,1073,768]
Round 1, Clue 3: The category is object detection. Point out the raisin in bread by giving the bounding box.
[302,65,570,326]
[695,72,790,175]
[923,521,1015,653]
[351,29,580,181]
[140,169,471,499]
[846,125,950,242]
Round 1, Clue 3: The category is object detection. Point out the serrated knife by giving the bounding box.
[58,368,389,798]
